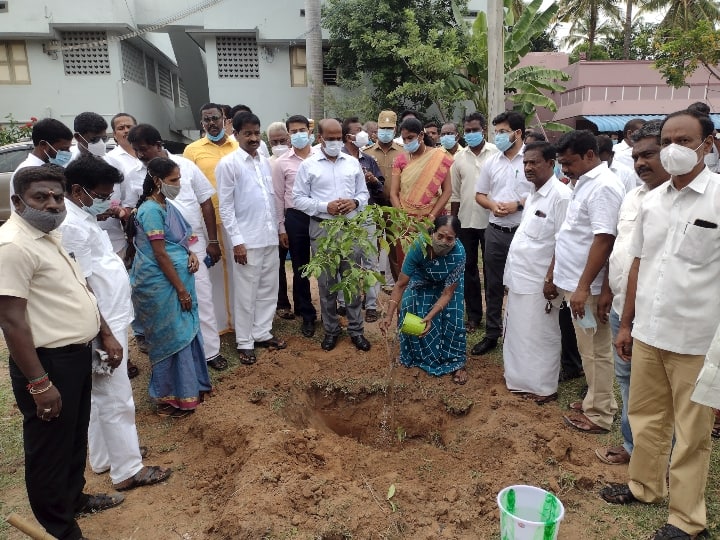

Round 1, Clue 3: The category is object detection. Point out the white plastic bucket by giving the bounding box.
[497,485,565,540]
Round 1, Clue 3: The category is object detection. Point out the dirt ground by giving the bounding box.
[1,268,655,539]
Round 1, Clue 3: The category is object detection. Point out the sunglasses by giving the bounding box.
[201,115,223,124]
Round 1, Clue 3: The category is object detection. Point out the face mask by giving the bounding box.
[206,129,225,143]
[322,140,343,157]
[160,182,181,200]
[45,143,73,167]
[464,131,484,148]
[18,197,66,233]
[431,238,454,257]
[659,142,704,176]
[272,144,289,157]
[353,131,369,148]
[290,132,310,149]
[612,140,618,146]
[79,135,107,157]
[495,132,515,153]
[377,128,394,144]
[81,189,111,216]
[440,135,457,150]
[309,134,316,145]
[404,138,420,153]
[575,305,597,335]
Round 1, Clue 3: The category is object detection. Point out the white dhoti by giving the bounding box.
[503,290,561,396]
[210,224,236,334]
[190,241,221,359]
[88,322,143,484]
[231,245,279,349]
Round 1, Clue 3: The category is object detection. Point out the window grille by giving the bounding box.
[158,64,172,100]
[121,41,145,86]
[145,56,157,93]
[216,36,259,79]
[0,41,30,84]
[61,31,110,75]
[179,79,189,107]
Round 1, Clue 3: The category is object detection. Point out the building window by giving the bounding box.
[289,46,337,87]
[178,79,189,107]
[121,41,146,86]
[145,56,157,93]
[0,41,30,84]
[158,64,173,100]
[61,31,110,75]
[216,36,259,79]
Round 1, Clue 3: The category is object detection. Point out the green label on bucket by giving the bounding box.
[540,492,558,540]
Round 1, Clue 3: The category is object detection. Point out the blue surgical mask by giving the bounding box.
[290,131,310,149]
[464,131,484,148]
[494,132,515,153]
[45,143,73,167]
[575,305,597,335]
[440,135,457,150]
[404,138,420,153]
[377,128,394,144]
[81,188,112,216]
[206,130,225,143]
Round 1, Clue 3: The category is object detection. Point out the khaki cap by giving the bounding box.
[378,110,397,128]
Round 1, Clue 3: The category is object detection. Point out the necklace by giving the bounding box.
[409,146,426,161]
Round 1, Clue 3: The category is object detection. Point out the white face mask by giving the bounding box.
[80,134,107,157]
[659,142,704,176]
[272,144,289,157]
[323,140,343,157]
[353,131,369,148]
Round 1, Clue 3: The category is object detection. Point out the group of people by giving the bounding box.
[2,99,720,540]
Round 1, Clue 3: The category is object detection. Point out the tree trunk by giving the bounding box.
[305,0,324,121]
[588,5,597,60]
[623,0,632,59]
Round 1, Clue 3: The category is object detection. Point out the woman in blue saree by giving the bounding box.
[381,215,468,384]
[129,157,211,418]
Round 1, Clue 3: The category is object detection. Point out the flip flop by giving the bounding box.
[254,336,287,351]
[113,465,172,491]
[595,445,630,465]
[562,413,609,434]
[569,401,584,412]
[452,368,468,385]
[533,393,558,405]
[156,404,194,418]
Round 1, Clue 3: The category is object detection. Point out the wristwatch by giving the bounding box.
[353,199,360,209]
[516,200,524,211]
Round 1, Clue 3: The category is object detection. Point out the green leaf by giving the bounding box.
[387,484,396,500]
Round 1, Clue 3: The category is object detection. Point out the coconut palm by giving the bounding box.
[641,0,720,31]
[556,0,621,60]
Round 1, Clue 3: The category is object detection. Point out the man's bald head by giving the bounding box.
[318,118,342,136]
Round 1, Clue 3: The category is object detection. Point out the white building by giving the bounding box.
[0,0,487,139]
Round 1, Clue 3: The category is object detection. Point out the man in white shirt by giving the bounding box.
[60,155,170,492]
[9,118,74,205]
[603,110,719,540]
[474,111,533,355]
[449,112,498,333]
[504,142,571,403]
[549,130,624,434]
[217,112,286,364]
[127,124,227,371]
[595,121,668,467]
[597,134,640,193]
[272,114,319,338]
[292,118,371,352]
[228,104,271,158]
[613,118,646,169]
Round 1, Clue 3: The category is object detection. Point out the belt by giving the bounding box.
[36,341,92,354]
[489,222,518,234]
[310,216,327,223]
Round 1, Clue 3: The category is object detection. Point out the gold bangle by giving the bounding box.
[29,381,53,395]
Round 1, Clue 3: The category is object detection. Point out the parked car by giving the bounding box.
[0,138,117,225]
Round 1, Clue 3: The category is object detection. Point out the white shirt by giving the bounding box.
[166,153,215,248]
[97,147,141,252]
[475,147,533,227]
[630,167,720,355]
[59,199,133,328]
[609,160,640,193]
[553,161,624,295]
[608,184,648,316]
[292,150,370,220]
[216,146,278,248]
[9,153,45,206]
[505,177,571,294]
[450,143,497,230]
[613,140,634,169]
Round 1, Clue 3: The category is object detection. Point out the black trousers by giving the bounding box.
[483,225,515,340]
[559,301,583,376]
[457,227,486,325]
[285,208,317,322]
[277,244,292,310]
[10,344,92,540]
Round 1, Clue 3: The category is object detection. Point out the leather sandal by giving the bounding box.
[75,492,125,516]
[599,483,637,505]
[254,336,287,350]
[595,445,630,465]
[113,465,172,491]
[563,413,609,434]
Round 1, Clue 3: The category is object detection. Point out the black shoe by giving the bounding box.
[301,320,316,338]
[337,306,347,317]
[350,334,371,351]
[75,492,125,516]
[650,524,707,539]
[321,334,339,351]
[470,337,497,356]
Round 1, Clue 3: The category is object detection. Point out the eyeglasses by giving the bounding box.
[201,115,223,124]
[83,187,113,201]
